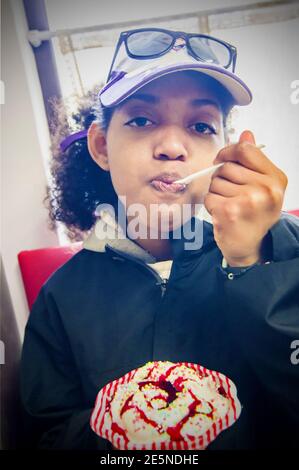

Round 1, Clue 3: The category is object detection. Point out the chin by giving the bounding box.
[150,207,194,236]
[125,198,197,238]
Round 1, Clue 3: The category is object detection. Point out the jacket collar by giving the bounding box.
[83,205,215,263]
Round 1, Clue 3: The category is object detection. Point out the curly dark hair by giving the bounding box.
[45,87,119,240]
[45,73,235,241]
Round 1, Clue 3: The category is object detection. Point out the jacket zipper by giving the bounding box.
[106,245,169,298]
[159,279,168,298]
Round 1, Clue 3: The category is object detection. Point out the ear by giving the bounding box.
[87,122,110,171]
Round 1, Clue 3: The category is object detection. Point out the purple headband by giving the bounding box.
[60,129,88,152]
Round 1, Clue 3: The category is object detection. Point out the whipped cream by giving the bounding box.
[91,361,241,450]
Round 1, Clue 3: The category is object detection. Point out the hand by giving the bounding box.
[204,130,288,267]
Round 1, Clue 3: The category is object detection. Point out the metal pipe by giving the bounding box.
[27,0,298,47]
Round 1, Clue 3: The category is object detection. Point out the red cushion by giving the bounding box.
[287,209,299,217]
[18,243,83,311]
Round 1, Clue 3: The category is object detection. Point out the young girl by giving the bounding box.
[20,28,299,450]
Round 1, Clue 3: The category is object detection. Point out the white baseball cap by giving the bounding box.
[99,28,252,107]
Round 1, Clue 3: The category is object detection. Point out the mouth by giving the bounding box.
[150,172,187,194]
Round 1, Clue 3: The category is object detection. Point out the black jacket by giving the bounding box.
[20,212,299,450]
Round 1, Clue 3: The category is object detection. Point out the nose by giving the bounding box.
[153,125,188,162]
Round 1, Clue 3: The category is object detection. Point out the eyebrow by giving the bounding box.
[120,93,221,110]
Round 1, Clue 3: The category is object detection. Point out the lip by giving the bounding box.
[150,172,187,194]
[150,172,184,184]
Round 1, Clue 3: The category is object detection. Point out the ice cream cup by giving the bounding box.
[90,360,241,450]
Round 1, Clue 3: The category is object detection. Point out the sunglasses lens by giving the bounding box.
[127,30,173,57]
[189,37,231,67]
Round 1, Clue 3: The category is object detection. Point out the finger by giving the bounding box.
[239,129,256,145]
[213,161,266,185]
[214,142,275,175]
[204,192,226,216]
[209,176,240,197]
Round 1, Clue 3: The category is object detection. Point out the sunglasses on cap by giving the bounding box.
[107,27,237,82]
[60,28,252,152]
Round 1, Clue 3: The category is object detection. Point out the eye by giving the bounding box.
[125,117,155,127]
[190,122,217,135]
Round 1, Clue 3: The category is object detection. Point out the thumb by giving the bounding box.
[239,130,256,145]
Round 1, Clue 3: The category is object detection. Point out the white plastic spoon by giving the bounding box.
[174,144,265,185]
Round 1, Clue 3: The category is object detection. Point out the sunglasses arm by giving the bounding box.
[106,34,125,82]
[232,52,237,73]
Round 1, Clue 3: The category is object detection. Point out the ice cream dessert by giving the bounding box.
[90,361,241,450]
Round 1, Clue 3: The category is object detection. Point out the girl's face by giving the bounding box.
[89,71,227,233]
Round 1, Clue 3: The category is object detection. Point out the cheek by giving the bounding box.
[108,134,150,175]
[105,137,129,191]
[106,147,145,198]
[108,160,133,199]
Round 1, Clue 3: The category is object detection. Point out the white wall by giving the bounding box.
[212,17,299,212]
[1,0,59,339]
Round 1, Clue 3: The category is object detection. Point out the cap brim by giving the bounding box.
[100,62,252,108]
